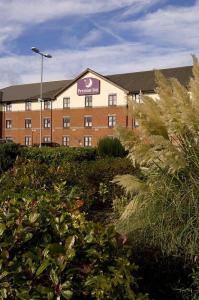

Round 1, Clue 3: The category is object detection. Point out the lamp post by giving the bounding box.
[31,47,52,147]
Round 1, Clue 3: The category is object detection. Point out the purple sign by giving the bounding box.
[77,77,100,95]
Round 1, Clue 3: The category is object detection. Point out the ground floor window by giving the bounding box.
[43,136,51,143]
[5,137,13,142]
[84,136,92,147]
[62,136,69,146]
[25,136,31,146]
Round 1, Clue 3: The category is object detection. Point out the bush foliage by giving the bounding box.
[21,147,97,164]
[97,137,126,158]
[0,143,21,173]
[0,193,149,300]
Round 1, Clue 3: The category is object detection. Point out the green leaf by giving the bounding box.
[0,223,6,236]
[29,212,39,223]
[61,290,73,299]
[0,271,9,282]
[50,269,59,285]
[65,236,75,250]
[36,260,50,276]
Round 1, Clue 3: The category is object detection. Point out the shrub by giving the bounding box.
[0,143,21,173]
[115,56,199,262]
[0,193,149,299]
[97,137,126,157]
[20,147,96,165]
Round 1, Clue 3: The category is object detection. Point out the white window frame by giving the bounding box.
[84,136,92,147]
[6,103,12,112]
[63,97,70,108]
[25,118,32,128]
[62,136,69,146]
[108,94,117,106]
[84,116,92,128]
[24,136,32,146]
[108,115,116,127]
[63,117,70,128]
[43,118,51,128]
[85,96,92,108]
[43,136,51,143]
[6,120,12,129]
[44,100,51,110]
[25,101,32,111]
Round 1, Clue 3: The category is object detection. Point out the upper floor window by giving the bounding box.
[108,94,117,106]
[25,101,32,111]
[44,100,51,110]
[25,119,32,128]
[6,120,12,129]
[84,116,92,128]
[63,117,70,128]
[62,136,69,146]
[133,92,143,103]
[6,103,12,111]
[108,115,116,128]
[24,136,32,146]
[63,97,70,109]
[84,136,92,147]
[43,118,51,128]
[85,96,92,108]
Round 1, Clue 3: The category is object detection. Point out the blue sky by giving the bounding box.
[0,0,199,88]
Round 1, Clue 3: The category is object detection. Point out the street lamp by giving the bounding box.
[31,47,52,147]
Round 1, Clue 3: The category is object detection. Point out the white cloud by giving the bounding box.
[121,2,199,48]
[0,42,196,88]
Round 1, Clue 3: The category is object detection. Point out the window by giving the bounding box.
[133,92,143,103]
[108,115,116,127]
[44,100,51,110]
[63,117,70,128]
[6,103,12,111]
[84,136,92,147]
[108,94,117,106]
[5,137,13,142]
[6,120,12,129]
[133,119,139,128]
[84,116,92,128]
[62,136,69,146]
[85,96,92,107]
[25,101,32,111]
[43,118,51,128]
[25,119,32,128]
[24,136,31,146]
[63,97,70,108]
[43,136,51,143]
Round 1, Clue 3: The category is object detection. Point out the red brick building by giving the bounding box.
[0,66,192,146]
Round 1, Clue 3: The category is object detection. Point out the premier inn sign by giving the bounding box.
[77,77,100,95]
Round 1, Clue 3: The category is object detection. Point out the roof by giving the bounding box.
[1,79,72,102]
[106,65,193,93]
[0,65,193,102]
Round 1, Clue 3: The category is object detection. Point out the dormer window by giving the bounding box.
[6,103,12,111]
[25,101,32,111]
[44,100,51,110]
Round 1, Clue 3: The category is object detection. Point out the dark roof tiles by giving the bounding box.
[0,66,193,102]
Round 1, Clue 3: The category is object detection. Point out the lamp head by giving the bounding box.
[44,54,52,58]
[31,47,40,53]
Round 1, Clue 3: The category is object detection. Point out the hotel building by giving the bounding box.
[0,66,192,147]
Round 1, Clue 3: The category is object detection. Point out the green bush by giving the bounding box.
[0,157,138,211]
[21,147,96,165]
[97,137,126,157]
[0,193,149,300]
[0,143,21,173]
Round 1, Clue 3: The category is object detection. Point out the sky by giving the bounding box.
[0,0,199,88]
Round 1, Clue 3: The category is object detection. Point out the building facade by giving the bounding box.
[0,66,193,147]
